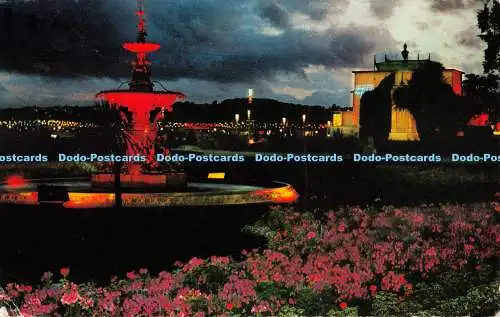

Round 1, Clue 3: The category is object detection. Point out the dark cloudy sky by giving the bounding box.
[0,0,484,107]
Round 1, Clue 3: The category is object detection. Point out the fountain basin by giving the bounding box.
[0,178,299,208]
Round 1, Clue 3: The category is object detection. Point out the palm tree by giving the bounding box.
[359,73,395,149]
[393,61,473,142]
[94,101,132,208]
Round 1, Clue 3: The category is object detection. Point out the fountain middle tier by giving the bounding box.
[96,90,185,157]
[95,89,185,184]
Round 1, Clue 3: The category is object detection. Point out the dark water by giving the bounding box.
[0,205,268,285]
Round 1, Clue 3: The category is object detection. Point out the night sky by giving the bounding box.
[0,0,484,107]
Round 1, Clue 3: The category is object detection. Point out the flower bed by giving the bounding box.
[1,203,499,316]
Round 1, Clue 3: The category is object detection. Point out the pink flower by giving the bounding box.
[17,285,32,292]
[126,271,138,280]
[338,223,346,232]
[61,290,80,305]
[306,231,316,239]
[339,302,348,310]
[183,257,204,272]
[226,303,234,310]
[41,272,53,282]
[139,268,148,275]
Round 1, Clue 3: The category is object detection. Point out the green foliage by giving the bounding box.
[278,305,306,317]
[242,223,275,240]
[327,306,359,317]
[371,292,402,317]
[183,264,230,294]
[255,282,291,302]
[188,296,209,313]
[477,0,500,74]
[422,283,500,317]
[294,287,336,315]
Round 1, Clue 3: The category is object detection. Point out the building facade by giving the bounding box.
[333,44,463,141]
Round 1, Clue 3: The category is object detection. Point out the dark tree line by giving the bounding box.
[464,0,499,121]
[0,99,340,124]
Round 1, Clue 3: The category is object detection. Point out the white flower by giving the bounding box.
[0,307,9,317]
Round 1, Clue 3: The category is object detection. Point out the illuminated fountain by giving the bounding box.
[93,0,185,185]
[0,0,299,208]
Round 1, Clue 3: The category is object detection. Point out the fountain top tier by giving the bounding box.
[96,0,185,96]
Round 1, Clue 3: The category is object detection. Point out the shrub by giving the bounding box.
[1,203,498,316]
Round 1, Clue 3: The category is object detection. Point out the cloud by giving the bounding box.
[455,26,483,49]
[302,90,350,106]
[368,0,404,19]
[256,0,290,29]
[0,0,396,85]
[415,22,430,31]
[0,82,19,106]
[268,0,350,21]
[0,0,126,78]
[428,0,483,12]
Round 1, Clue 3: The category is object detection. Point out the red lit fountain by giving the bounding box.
[0,0,299,208]
[93,0,185,186]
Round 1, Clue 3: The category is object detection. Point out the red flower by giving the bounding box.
[306,231,316,239]
[369,284,377,293]
[339,302,348,310]
[60,267,70,278]
[226,303,234,310]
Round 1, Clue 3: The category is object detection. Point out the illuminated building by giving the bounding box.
[335,44,463,141]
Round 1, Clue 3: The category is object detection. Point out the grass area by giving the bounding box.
[0,161,496,187]
[0,163,97,179]
[376,165,496,184]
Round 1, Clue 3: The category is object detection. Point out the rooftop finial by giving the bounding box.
[401,43,409,61]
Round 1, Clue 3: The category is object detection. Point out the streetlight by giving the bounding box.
[247,109,251,120]
[235,114,240,124]
[302,114,306,124]
[282,117,287,126]
[248,88,254,104]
